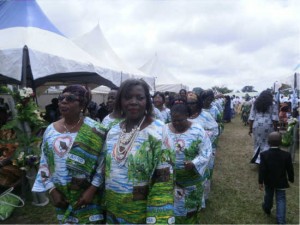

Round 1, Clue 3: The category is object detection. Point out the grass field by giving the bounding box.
[2,116,299,224]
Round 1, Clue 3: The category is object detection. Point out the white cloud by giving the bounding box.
[37,0,300,92]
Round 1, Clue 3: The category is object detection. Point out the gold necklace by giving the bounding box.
[63,117,82,133]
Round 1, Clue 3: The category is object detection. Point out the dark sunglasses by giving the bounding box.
[58,94,80,102]
[187,102,198,105]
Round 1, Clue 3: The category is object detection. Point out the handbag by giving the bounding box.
[0,187,24,221]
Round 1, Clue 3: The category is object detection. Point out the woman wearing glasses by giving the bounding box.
[32,85,106,224]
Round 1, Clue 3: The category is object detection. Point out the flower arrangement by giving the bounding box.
[13,152,40,171]
[1,87,46,171]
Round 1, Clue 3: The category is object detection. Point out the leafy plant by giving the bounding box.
[1,87,46,171]
[0,85,12,94]
[281,118,298,147]
[184,139,201,161]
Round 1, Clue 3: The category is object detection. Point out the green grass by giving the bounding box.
[2,116,299,224]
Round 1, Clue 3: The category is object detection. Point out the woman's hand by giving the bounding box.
[74,185,98,209]
[50,188,68,209]
[184,161,195,170]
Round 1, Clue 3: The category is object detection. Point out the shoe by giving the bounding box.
[262,203,271,215]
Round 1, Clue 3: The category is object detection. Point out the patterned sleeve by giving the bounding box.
[91,145,105,187]
[205,113,219,142]
[32,128,55,192]
[271,104,279,121]
[146,134,175,224]
[90,121,106,187]
[192,128,212,176]
[248,104,255,121]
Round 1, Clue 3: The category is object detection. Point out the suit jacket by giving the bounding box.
[259,147,294,189]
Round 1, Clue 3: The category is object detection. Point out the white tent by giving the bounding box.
[73,24,155,90]
[92,85,111,94]
[155,84,189,93]
[227,91,259,98]
[0,0,121,91]
[139,53,188,93]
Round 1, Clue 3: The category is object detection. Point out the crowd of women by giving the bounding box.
[32,79,289,224]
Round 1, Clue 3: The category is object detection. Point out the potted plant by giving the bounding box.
[1,87,48,206]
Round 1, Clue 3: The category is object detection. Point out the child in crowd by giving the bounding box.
[259,132,294,224]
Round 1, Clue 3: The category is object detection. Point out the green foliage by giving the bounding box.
[212,86,233,94]
[279,83,292,96]
[0,85,12,94]
[184,139,201,161]
[241,85,257,92]
[128,135,161,184]
[1,88,46,170]
[192,87,204,96]
[281,119,298,147]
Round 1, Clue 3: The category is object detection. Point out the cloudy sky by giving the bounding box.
[37,0,299,92]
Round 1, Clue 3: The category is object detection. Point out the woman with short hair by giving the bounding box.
[102,79,174,224]
[32,84,106,224]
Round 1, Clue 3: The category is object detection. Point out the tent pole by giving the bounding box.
[121,71,123,86]
[21,45,28,88]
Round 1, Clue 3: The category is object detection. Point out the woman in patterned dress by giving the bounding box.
[101,79,175,224]
[101,88,122,131]
[162,103,212,224]
[249,90,279,164]
[186,92,218,204]
[153,91,171,123]
[32,85,106,224]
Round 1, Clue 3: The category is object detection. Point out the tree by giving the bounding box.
[241,86,257,92]
[211,86,233,94]
[192,87,203,96]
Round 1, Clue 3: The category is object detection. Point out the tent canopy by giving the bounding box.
[156,84,189,93]
[73,24,155,89]
[227,91,258,98]
[0,0,121,90]
[139,53,188,92]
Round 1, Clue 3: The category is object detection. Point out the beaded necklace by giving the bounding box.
[114,116,146,164]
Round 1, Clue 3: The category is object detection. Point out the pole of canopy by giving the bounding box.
[21,45,28,88]
[121,71,123,86]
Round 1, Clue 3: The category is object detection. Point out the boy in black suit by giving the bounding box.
[259,132,294,224]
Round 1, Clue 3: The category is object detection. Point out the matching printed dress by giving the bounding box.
[32,117,106,224]
[103,119,175,224]
[162,122,212,224]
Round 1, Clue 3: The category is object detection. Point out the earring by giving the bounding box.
[145,110,148,115]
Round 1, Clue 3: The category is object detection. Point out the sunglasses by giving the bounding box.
[58,94,80,102]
